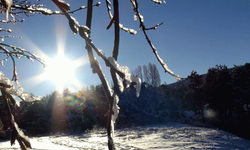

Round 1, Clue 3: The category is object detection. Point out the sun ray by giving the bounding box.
[20,17,88,95]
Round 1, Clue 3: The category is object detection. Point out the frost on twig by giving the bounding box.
[151,0,166,4]
[0,42,46,81]
[111,94,119,137]
[0,35,22,42]
[0,0,100,25]
[69,16,80,35]
[108,57,142,97]
[0,71,41,102]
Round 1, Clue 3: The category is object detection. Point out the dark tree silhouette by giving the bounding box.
[205,65,234,121]
[188,71,205,123]
[232,63,250,119]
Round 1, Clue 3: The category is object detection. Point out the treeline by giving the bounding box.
[163,63,250,139]
[1,63,250,140]
[0,83,169,135]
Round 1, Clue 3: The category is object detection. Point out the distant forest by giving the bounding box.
[1,63,250,139]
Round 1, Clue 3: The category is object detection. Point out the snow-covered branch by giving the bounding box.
[0,42,46,80]
[0,72,41,102]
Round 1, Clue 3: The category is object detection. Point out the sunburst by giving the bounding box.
[24,18,87,93]
[40,49,85,93]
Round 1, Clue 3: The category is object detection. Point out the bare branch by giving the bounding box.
[9,55,18,81]
[145,22,163,30]
[112,0,120,60]
[110,0,122,96]
[69,2,100,14]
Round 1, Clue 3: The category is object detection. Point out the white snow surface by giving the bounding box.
[1,123,250,150]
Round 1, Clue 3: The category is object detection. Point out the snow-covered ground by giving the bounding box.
[1,123,250,150]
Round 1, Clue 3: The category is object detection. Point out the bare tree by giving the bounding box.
[132,65,143,82]
[143,63,161,87]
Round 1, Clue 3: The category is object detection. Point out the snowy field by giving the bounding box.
[1,123,250,150]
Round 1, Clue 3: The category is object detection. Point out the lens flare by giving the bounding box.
[65,91,89,108]
[204,109,215,118]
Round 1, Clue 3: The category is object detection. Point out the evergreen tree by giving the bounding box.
[20,102,49,135]
[232,63,250,119]
[205,65,234,121]
[188,71,205,122]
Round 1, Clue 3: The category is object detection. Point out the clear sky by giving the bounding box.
[1,0,250,97]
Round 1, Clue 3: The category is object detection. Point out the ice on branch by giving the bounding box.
[128,29,137,35]
[79,25,91,39]
[36,8,53,15]
[111,94,120,137]
[134,15,137,21]
[139,14,144,22]
[69,16,80,35]
[131,76,141,97]
[162,64,181,80]
[151,0,166,4]
[119,24,137,35]
[116,73,124,93]
[108,57,120,71]
[54,0,70,11]
[0,71,41,102]
[119,66,131,88]
[107,57,142,97]
[0,72,13,87]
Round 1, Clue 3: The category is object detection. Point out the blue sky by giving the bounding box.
[1,0,250,97]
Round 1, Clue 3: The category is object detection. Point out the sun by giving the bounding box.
[29,45,87,93]
[24,46,88,94]
[42,52,77,93]
[46,55,74,84]
[23,19,88,93]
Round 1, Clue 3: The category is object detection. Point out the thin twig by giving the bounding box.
[145,22,163,30]
[9,55,18,81]
[0,43,45,66]
[11,2,100,16]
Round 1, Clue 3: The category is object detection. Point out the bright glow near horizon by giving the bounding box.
[42,51,77,93]
[28,19,87,94]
